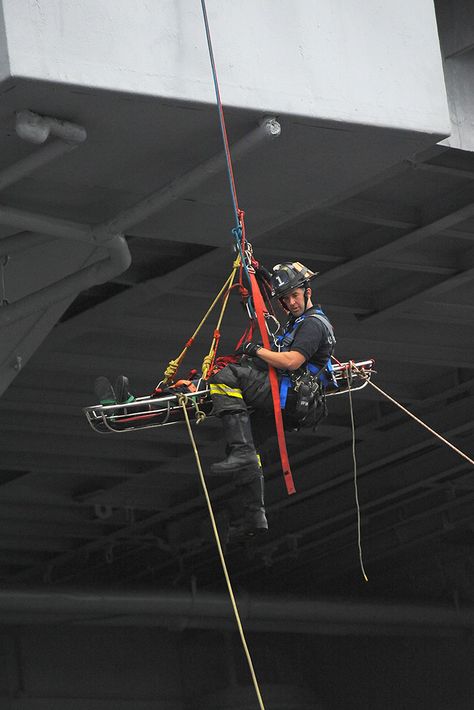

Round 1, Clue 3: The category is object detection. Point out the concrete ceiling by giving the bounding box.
[0,72,473,620]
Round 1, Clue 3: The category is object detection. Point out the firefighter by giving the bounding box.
[210,262,335,539]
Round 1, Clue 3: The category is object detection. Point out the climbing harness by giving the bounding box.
[276,307,336,429]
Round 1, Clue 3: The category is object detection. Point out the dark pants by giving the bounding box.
[209,361,273,416]
[209,360,275,448]
[210,359,323,450]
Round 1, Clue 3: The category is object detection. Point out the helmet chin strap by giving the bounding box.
[279,284,311,315]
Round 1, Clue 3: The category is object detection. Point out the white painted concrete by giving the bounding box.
[436,0,474,151]
[0,0,450,136]
[0,1,9,83]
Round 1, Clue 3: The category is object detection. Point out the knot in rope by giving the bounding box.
[201,354,213,379]
[177,392,206,425]
[195,408,207,424]
[232,225,242,242]
[164,359,179,381]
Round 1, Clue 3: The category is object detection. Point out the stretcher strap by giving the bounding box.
[249,270,296,495]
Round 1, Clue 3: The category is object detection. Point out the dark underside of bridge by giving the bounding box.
[1,139,474,610]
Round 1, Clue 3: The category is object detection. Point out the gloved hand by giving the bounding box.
[240,342,262,358]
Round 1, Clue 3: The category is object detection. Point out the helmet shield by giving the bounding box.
[270,262,318,298]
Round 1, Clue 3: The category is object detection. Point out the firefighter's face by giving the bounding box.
[281,287,311,316]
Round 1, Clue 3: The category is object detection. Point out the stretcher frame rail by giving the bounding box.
[83,359,375,434]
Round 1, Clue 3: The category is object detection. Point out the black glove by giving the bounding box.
[255,262,273,282]
[241,342,262,358]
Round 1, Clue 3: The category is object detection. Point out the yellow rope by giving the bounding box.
[201,258,240,379]
[162,264,239,384]
[350,363,474,467]
[178,395,266,710]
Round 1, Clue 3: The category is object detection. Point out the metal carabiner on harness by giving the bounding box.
[264,312,281,350]
[244,240,254,269]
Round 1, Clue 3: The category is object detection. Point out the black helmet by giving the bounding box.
[270,262,318,299]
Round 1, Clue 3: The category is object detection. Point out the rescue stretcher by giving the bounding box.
[83,358,375,435]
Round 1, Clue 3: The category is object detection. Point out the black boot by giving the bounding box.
[228,470,268,540]
[210,411,259,476]
[94,376,116,405]
[115,375,135,404]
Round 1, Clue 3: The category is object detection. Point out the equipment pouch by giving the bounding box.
[294,381,313,420]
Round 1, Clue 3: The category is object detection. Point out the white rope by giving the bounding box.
[341,359,474,583]
[346,371,369,582]
[350,363,474,468]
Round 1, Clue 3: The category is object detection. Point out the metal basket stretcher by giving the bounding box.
[83,359,375,435]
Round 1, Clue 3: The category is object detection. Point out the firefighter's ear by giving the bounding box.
[305,286,312,298]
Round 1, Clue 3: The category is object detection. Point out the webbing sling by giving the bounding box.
[249,270,296,495]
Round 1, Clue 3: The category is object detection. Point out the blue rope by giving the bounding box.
[200,0,240,231]
[200,0,256,320]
